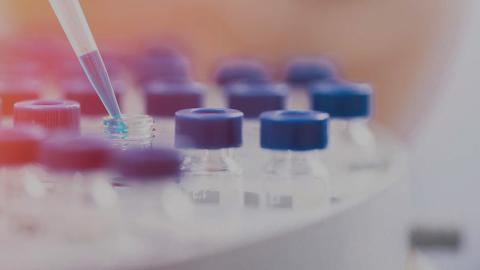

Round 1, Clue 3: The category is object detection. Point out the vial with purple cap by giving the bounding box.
[285,57,337,88]
[215,59,269,87]
[226,82,288,149]
[38,135,117,210]
[251,110,331,210]
[311,82,385,197]
[285,57,337,110]
[112,147,192,227]
[134,46,190,86]
[175,108,243,212]
[144,81,205,145]
[37,135,122,240]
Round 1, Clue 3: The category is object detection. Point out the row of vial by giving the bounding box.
[0,82,380,217]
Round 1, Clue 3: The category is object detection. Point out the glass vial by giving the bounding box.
[175,108,243,214]
[248,110,331,210]
[112,147,192,231]
[0,127,47,235]
[311,81,386,198]
[61,77,125,134]
[38,135,119,240]
[104,114,154,150]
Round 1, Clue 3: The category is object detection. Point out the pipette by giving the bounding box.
[49,0,123,120]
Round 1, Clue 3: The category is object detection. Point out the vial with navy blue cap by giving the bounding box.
[175,108,243,213]
[311,81,385,197]
[285,57,338,111]
[112,147,193,229]
[144,81,205,145]
[246,110,331,210]
[226,82,287,149]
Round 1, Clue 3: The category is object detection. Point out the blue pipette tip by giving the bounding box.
[104,116,129,136]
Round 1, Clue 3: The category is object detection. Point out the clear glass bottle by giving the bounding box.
[143,81,205,146]
[104,114,154,150]
[112,147,192,232]
[311,81,385,198]
[175,108,243,214]
[38,135,119,240]
[250,110,331,210]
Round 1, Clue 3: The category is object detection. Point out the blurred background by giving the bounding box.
[0,0,477,269]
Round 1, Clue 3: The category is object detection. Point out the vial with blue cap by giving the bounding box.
[144,81,205,146]
[112,147,193,229]
[226,82,287,149]
[252,110,331,210]
[175,108,243,213]
[311,81,385,197]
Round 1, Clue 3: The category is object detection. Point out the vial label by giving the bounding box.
[189,190,220,205]
[348,159,388,172]
[266,193,293,209]
[244,192,260,208]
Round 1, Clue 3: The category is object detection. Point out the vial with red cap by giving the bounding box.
[175,108,244,213]
[112,147,193,228]
[0,127,47,230]
[0,78,41,126]
[60,77,125,134]
[14,100,81,134]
